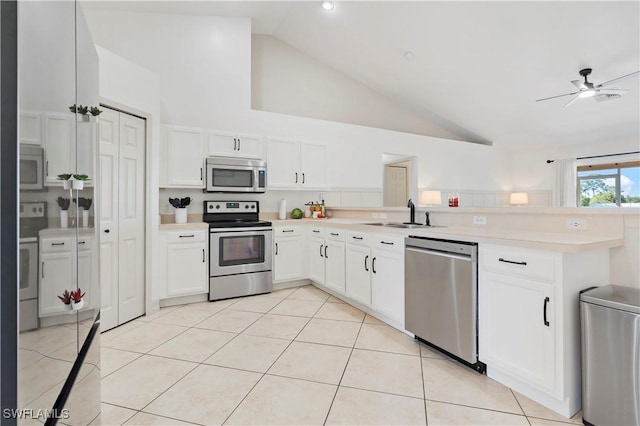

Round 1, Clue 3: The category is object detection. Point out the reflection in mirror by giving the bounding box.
[18,1,100,421]
[382,154,417,207]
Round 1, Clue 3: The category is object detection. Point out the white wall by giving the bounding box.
[252,35,465,141]
[83,9,513,200]
[94,45,162,312]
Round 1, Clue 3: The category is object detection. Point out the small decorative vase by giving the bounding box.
[63,180,71,190]
[174,208,187,224]
[71,299,84,311]
[72,179,84,190]
[60,210,69,228]
[82,209,90,228]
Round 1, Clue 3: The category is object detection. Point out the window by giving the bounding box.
[577,161,640,207]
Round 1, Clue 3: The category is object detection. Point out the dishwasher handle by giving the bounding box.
[405,246,473,262]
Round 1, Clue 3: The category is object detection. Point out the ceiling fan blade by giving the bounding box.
[571,80,585,89]
[596,88,630,94]
[597,71,640,88]
[563,95,581,108]
[536,91,579,102]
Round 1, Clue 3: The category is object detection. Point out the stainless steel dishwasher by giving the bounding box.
[405,236,485,373]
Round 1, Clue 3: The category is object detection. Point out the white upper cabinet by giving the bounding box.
[43,113,73,184]
[266,137,328,190]
[19,111,41,146]
[207,131,263,159]
[161,125,205,188]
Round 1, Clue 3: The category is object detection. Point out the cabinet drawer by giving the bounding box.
[41,237,72,253]
[167,230,207,244]
[275,226,302,237]
[308,227,325,238]
[77,236,91,251]
[372,234,404,252]
[481,245,556,283]
[346,231,370,246]
[326,228,346,242]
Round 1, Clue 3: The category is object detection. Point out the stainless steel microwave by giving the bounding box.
[20,145,45,191]
[205,156,266,193]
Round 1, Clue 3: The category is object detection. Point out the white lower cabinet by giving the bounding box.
[370,234,405,325]
[273,226,304,282]
[307,227,346,294]
[157,228,208,299]
[345,231,372,306]
[479,243,609,417]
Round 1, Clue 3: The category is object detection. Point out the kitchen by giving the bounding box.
[1,1,639,425]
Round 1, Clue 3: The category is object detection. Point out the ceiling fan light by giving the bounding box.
[579,90,596,98]
[322,1,335,11]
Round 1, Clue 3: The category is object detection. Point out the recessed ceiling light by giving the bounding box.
[322,1,335,11]
[404,51,415,61]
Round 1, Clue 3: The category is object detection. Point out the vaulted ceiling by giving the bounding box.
[83,1,640,150]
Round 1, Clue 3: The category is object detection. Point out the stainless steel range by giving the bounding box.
[19,201,47,331]
[204,201,273,301]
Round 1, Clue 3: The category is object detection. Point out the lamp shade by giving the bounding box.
[420,190,442,205]
[510,192,529,205]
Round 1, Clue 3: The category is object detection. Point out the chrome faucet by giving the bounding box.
[407,199,416,224]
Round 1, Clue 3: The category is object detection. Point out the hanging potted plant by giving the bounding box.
[57,197,70,228]
[72,174,89,190]
[70,288,85,311]
[57,173,72,190]
[169,197,191,224]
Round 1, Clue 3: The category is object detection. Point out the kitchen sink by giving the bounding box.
[364,222,446,229]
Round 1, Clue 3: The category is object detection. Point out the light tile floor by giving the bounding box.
[98,285,583,426]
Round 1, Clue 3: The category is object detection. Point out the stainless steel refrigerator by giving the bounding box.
[2,1,101,424]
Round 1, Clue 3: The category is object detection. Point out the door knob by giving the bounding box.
[104,229,110,233]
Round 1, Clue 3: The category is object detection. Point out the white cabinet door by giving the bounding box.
[371,249,405,324]
[78,249,92,310]
[164,126,204,187]
[266,138,300,188]
[325,240,346,294]
[480,272,556,393]
[76,119,95,180]
[308,235,326,285]
[274,237,304,282]
[167,243,208,296]
[346,244,372,306]
[43,113,73,184]
[39,252,73,316]
[208,131,263,158]
[299,142,328,189]
[20,111,41,145]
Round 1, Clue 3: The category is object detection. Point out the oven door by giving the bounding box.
[210,228,272,277]
[20,147,44,191]
[19,238,39,300]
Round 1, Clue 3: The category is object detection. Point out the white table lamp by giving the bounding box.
[510,192,529,206]
[420,190,442,206]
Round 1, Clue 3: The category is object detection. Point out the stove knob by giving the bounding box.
[38,207,43,213]
[216,204,221,209]
[208,205,213,210]
[32,207,37,213]
[245,205,249,209]
[251,205,256,209]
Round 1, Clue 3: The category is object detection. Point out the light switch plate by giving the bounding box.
[473,216,487,225]
[566,219,588,230]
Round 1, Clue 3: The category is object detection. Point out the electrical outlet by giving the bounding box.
[473,216,487,225]
[380,213,387,219]
[372,212,380,219]
[566,219,588,230]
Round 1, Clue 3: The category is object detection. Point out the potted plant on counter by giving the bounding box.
[169,197,191,224]
[75,197,92,228]
[70,289,85,311]
[57,197,70,228]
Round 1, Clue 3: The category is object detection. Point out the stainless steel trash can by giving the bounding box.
[580,285,640,426]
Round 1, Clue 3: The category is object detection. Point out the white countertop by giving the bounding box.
[271,219,623,253]
[39,227,96,237]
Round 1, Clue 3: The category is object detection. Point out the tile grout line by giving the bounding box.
[322,311,367,426]
[419,343,429,426]
[510,388,532,425]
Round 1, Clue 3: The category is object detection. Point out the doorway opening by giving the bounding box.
[383,154,417,207]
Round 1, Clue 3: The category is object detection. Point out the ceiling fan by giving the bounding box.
[536,68,640,107]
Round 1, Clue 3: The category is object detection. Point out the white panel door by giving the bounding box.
[371,249,405,324]
[384,165,408,207]
[346,244,372,305]
[266,138,299,188]
[299,142,328,189]
[98,108,119,331]
[118,113,146,324]
[324,241,346,294]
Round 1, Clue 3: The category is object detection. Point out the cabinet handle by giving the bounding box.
[275,242,278,255]
[320,244,324,258]
[179,234,195,238]
[372,257,377,274]
[202,249,205,263]
[104,229,110,233]
[42,261,45,279]
[543,297,550,327]
[364,255,369,271]
[282,229,294,233]
[302,173,305,184]
[200,167,203,181]
[78,241,85,245]
[46,161,49,176]
[352,236,363,240]
[312,230,320,233]
[233,138,237,151]
[324,245,328,259]
[51,242,65,246]
[380,241,394,245]
[498,257,527,266]
[295,172,298,183]
[237,138,241,151]
[330,232,339,236]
